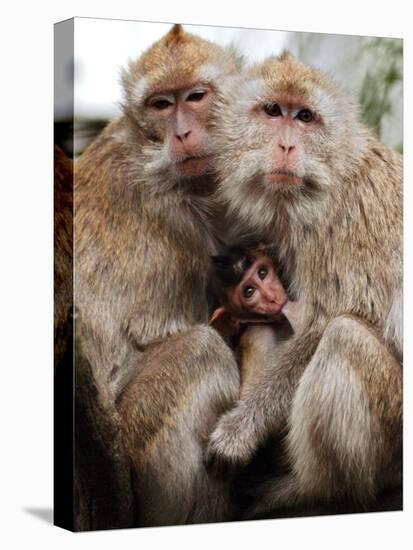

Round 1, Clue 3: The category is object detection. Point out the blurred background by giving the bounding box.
[55,18,403,157]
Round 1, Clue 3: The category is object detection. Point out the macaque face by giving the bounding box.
[145,84,214,177]
[121,25,242,185]
[233,254,288,320]
[255,97,322,189]
[216,54,359,230]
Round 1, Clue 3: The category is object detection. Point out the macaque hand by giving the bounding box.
[209,307,241,338]
[204,404,258,475]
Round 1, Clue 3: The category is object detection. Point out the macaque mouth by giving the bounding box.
[267,169,303,185]
[178,154,210,164]
[176,155,212,175]
[278,296,289,311]
[244,297,288,323]
[267,296,289,317]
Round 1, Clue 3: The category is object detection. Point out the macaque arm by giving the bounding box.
[247,316,402,517]
[205,329,319,468]
[239,324,288,391]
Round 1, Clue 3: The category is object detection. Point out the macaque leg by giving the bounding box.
[250,316,402,517]
[117,325,240,527]
[74,314,134,531]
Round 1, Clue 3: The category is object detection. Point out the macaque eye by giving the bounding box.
[148,96,174,110]
[258,267,268,280]
[186,90,207,102]
[296,108,313,123]
[264,103,282,117]
[243,285,256,299]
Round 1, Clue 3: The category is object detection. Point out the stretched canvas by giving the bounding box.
[54,17,403,531]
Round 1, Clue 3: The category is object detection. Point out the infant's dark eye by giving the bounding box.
[151,99,172,110]
[264,103,282,117]
[187,91,206,102]
[258,267,268,280]
[243,286,256,299]
[296,108,313,123]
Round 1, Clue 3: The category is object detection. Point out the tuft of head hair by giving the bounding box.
[278,50,295,63]
[121,24,243,107]
[248,51,342,104]
[164,23,185,45]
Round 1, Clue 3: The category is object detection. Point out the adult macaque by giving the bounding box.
[75,25,243,527]
[206,53,402,515]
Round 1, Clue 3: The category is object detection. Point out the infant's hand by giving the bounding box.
[209,307,241,338]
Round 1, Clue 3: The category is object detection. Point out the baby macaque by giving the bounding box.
[209,245,302,388]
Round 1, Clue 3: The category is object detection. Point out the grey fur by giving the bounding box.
[206,54,402,514]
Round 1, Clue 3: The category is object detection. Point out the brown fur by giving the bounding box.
[206,54,402,514]
[75,24,241,395]
[54,145,73,369]
[123,24,237,96]
[117,326,239,526]
[75,25,242,527]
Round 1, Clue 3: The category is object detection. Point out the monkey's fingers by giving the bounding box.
[203,409,257,477]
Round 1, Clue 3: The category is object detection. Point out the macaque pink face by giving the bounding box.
[256,95,322,188]
[147,85,214,176]
[234,254,288,320]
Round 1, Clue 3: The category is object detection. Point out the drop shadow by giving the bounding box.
[24,507,53,525]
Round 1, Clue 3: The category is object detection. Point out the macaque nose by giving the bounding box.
[173,129,199,154]
[176,130,192,143]
[278,143,295,156]
[273,141,298,167]
[262,283,287,307]
[263,288,279,304]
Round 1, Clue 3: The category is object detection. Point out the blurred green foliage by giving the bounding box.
[358,38,403,152]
